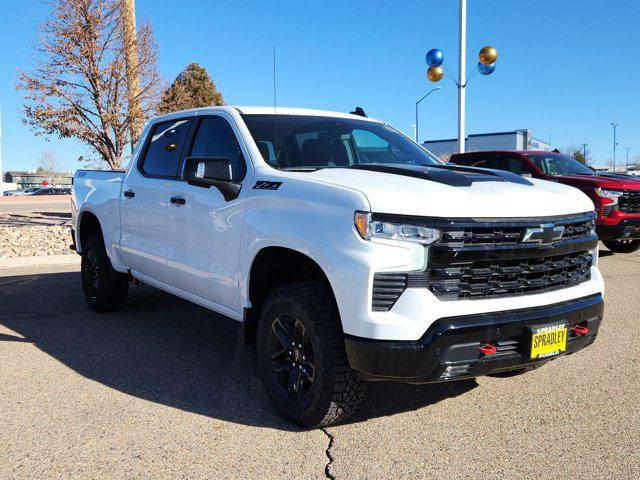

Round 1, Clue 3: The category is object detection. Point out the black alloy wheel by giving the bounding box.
[268,313,316,400]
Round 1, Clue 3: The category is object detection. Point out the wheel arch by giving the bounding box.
[77,210,104,252]
[242,246,340,347]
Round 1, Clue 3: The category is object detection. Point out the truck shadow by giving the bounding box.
[0,270,476,431]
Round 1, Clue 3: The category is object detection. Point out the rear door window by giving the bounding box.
[459,157,499,169]
[494,156,530,174]
[140,119,192,178]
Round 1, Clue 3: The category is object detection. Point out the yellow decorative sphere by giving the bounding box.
[479,46,498,66]
[427,66,443,82]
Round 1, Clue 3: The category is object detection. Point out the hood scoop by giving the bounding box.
[349,164,533,187]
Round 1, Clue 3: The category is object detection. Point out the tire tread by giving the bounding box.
[82,235,129,312]
[258,281,366,427]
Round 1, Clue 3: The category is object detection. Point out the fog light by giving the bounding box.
[440,364,473,380]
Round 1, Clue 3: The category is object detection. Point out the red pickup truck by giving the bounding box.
[450,150,640,253]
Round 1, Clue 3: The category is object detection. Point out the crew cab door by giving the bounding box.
[164,114,250,314]
[120,118,193,282]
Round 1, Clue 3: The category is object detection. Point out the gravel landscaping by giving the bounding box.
[0,212,73,258]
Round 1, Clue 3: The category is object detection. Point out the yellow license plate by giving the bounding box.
[530,323,568,359]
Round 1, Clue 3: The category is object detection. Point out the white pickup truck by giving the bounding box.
[73,106,605,427]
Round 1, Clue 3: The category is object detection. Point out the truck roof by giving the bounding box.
[150,106,380,124]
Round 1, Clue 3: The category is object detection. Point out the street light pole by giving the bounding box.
[457,0,467,153]
[582,143,588,163]
[611,122,618,172]
[625,146,631,170]
[415,87,441,143]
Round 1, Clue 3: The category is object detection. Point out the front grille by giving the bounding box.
[371,213,597,310]
[619,190,640,214]
[428,251,592,300]
[439,215,595,247]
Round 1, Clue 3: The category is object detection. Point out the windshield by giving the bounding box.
[241,114,441,170]
[526,153,594,176]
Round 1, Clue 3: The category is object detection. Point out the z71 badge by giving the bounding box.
[253,181,282,190]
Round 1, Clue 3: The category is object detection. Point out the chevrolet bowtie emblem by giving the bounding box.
[522,223,565,245]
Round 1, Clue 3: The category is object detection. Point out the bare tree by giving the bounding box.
[563,144,592,164]
[439,152,453,163]
[17,0,162,169]
[37,149,62,174]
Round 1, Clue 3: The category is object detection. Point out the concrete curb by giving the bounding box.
[0,254,80,270]
[0,195,70,203]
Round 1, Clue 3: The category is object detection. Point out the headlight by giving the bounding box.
[595,188,623,199]
[595,188,622,216]
[354,212,441,245]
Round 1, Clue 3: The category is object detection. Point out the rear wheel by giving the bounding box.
[602,239,640,253]
[81,235,129,312]
[256,282,366,427]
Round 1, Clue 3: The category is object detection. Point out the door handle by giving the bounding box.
[170,196,186,205]
[123,189,135,198]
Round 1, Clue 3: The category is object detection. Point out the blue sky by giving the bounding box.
[1,0,639,172]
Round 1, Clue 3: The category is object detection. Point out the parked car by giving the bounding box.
[450,150,640,253]
[3,186,41,196]
[29,187,72,195]
[73,107,604,427]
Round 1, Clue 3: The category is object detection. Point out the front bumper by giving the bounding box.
[345,294,604,383]
[596,218,640,240]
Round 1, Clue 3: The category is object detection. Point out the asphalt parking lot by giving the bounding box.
[1,249,639,479]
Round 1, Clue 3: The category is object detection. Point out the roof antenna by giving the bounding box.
[273,45,279,166]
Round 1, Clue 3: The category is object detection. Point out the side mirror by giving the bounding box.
[183,157,241,201]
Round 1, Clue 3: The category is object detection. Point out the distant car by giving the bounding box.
[450,150,640,253]
[3,186,41,196]
[29,187,71,195]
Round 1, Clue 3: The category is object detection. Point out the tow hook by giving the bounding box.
[571,325,589,335]
[479,344,497,355]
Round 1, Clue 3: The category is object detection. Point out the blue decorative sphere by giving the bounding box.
[425,49,444,67]
[478,61,496,75]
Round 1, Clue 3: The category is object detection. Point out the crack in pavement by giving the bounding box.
[322,428,336,479]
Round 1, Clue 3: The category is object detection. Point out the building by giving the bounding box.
[4,171,73,189]
[423,130,550,158]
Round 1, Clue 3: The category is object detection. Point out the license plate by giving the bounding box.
[530,323,568,359]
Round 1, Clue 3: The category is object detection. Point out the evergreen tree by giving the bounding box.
[157,63,225,114]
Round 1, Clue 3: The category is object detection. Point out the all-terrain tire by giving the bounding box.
[602,239,640,253]
[81,235,129,312]
[256,281,366,427]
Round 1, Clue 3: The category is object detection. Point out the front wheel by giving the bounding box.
[602,239,640,253]
[81,235,129,312]
[255,282,366,427]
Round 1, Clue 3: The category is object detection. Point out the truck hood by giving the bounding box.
[552,173,640,190]
[300,165,594,218]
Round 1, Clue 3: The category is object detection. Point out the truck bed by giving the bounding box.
[72,169,125,255]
